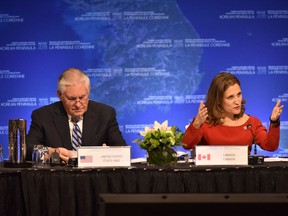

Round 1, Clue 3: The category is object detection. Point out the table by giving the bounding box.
[1,161,288,216]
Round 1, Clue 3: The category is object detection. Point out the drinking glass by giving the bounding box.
[32,144,50,167]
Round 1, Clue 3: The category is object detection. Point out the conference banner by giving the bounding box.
[0,0,287,159]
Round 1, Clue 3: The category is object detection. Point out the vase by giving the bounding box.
[146,147,178,166]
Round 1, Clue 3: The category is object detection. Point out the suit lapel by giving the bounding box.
[82,110,95,146]
[82,102,100,146]
[53,102,72,149]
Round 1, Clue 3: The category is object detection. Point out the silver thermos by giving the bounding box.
[8,119,27,163]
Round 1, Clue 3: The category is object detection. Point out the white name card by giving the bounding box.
[77,146,131,168]
[195,145,248,166]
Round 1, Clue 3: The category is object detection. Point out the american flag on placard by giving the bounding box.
[80,155,93,163]
[197,154,211,160]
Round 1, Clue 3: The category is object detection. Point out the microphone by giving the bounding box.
[246,123,264,165]
[246,124,256,155]
[50,150,61,165]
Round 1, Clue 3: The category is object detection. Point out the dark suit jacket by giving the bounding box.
[26,101,127,160]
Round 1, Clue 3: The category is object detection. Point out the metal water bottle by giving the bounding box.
[8,119,27,163]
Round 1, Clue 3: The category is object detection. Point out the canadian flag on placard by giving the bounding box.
[197,154,211,160]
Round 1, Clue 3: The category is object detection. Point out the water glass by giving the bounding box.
[32,144,50,167]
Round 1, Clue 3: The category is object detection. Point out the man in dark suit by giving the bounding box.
[26,68,127,162]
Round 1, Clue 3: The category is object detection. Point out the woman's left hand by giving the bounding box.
[270,99,284,121]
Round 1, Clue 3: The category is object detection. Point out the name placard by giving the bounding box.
[77,146,131,168]
[195,145,248,166]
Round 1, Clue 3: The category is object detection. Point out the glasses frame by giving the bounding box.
[62,94,89,105]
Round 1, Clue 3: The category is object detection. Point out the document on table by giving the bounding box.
[264,157,288,162]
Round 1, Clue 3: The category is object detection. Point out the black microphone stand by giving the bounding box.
[247,124,264,165]
[253,139,257,155]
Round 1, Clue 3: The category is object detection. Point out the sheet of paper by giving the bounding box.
[264,157,288,162]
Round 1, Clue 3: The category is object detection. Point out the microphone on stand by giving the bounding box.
[247,124,257,155]
[246,123,264,165]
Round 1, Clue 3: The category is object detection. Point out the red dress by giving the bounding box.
[182,116,279,154]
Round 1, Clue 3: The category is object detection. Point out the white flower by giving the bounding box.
[155,120,172,131]
[133,120,185,151]
[140,126,153,137]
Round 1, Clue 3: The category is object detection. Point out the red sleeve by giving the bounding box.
[181,118,203,149]
[253,117,280,151]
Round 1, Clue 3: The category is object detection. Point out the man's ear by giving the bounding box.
[57,90,62,98]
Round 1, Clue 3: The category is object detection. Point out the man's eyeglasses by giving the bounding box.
[63,95,89,105]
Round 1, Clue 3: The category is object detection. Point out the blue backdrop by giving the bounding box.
[0,0,287,159]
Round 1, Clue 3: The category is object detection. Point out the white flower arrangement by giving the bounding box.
[133,120,185,151]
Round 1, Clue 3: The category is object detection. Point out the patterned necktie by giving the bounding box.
[71,117,82,151]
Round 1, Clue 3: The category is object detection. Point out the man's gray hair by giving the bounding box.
[57,68,90,93]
